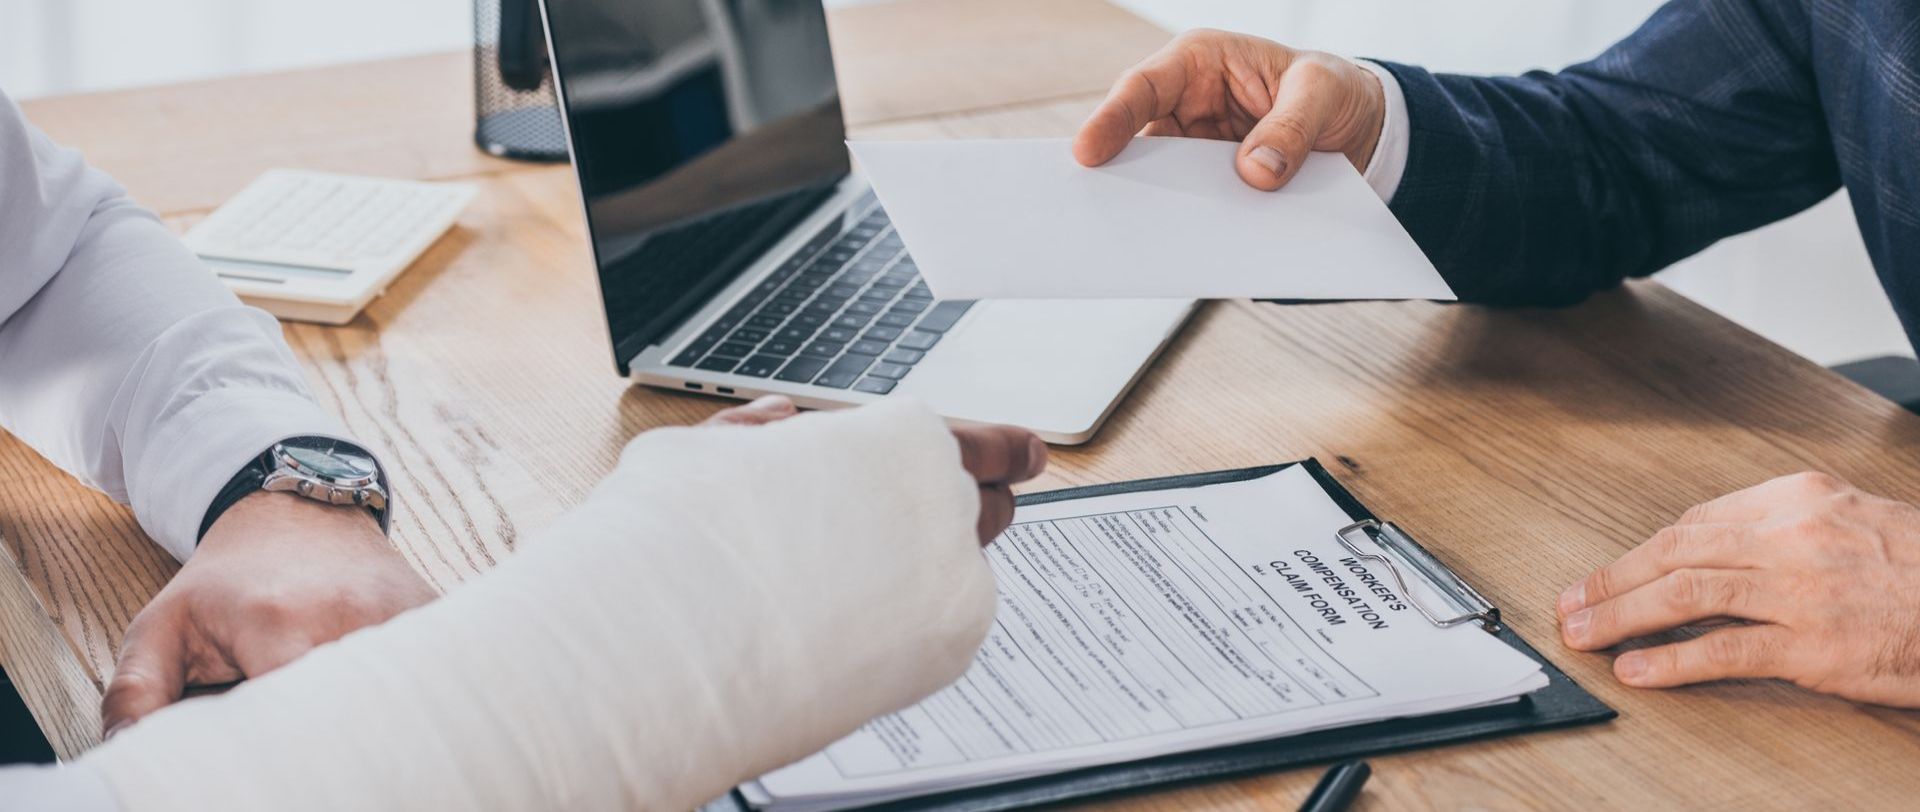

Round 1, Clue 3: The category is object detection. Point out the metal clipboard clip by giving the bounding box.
[1335,520,1501,633]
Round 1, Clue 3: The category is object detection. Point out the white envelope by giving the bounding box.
[849,137,1455,301]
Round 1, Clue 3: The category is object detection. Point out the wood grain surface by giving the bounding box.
[7,0,1920,807]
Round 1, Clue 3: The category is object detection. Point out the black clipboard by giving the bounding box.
[708,460,1616,812]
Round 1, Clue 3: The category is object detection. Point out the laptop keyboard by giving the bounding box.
[667,195,972,395]
[603,193,804,352]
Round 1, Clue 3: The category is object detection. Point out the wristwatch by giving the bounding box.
[198,437,390,541]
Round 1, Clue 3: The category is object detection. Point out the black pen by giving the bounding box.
[1299,760,1371,812]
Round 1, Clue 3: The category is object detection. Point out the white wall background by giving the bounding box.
[1,0,1907,365]
[0,0,470,95]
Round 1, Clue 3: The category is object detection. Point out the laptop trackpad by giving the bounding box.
[895,299,1192,438]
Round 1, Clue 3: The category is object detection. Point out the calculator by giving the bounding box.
[185,170,477,324]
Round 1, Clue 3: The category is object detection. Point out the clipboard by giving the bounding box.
[707,460,1616,812]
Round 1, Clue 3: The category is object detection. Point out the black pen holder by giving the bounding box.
[473,0,568,162]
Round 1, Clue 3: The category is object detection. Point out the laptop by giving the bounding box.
[537,0,1194,444]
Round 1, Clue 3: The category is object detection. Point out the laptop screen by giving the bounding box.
[541,0,848,373]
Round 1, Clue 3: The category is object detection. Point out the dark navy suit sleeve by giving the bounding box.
[1375,0,1841,306]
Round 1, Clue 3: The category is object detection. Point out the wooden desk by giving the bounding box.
[5,0,1919,806]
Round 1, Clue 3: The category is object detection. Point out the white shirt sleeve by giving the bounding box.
[0,87,359,562]
[1355,60,1410,204]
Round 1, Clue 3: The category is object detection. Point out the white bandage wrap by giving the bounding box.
[71,400,996,811]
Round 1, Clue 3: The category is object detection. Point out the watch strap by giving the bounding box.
[199,449,273,542]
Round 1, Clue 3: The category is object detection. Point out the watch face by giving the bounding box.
[279,440,377,484]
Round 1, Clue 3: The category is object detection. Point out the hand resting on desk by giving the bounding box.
[100,492,436,738]
[1560,472,1920,706]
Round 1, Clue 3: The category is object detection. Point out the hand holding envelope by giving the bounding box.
[848,137,1454,302]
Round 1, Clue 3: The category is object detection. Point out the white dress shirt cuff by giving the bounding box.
[1355,59,1410,205]
[129,378,358,563]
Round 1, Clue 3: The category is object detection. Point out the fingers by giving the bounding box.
[1612,625,1793,688]
[1235,59,1345,190]
[702,395,799,427]
[952,426,1045,545]
[1562,568,1778,650]
[1072,44,1190,167]
[977,484,1016,545]
[952,425,1048,487]
[101,613,189,738]
[1562,475,1855,618]
[1559,523,1753,616]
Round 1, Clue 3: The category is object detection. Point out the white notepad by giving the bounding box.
[741,466,1546,812]
[185,170,477,325]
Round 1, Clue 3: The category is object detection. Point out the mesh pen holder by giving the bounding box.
[473,0,568,162]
